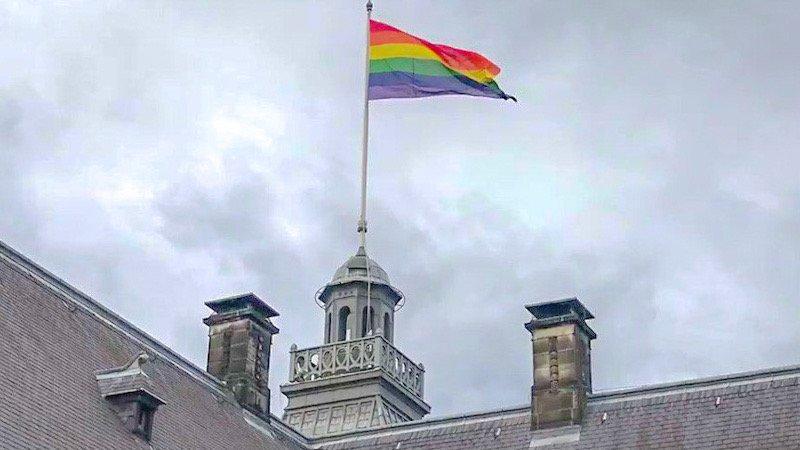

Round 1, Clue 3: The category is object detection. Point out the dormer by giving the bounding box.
[95,352,165,441]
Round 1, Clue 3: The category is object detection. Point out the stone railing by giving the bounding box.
[288,335,425,399]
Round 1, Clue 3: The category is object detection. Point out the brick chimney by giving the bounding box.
[525,298,596,430]
[204,293,279,421]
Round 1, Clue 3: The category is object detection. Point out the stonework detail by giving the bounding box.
[95,353,165,442]
[526,299,596,431]
[284,397,411,437]
[532,326,592,429]
[548,336,559,392]
[203,293,279,422]
[288,335,425,399]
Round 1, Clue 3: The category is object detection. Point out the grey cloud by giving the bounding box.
[157,171,274,249]
[0,0,798,418]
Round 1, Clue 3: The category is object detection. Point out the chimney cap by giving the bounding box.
[525,297,594,321]
[205,292,279,318]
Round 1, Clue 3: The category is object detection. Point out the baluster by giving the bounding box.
[310,349,319,380]
[418,363,425,396]
[302,349,309,381]
[347,340,354,371]
[353,340,362,369]
[376,337,384,374]
[364,336,373,368]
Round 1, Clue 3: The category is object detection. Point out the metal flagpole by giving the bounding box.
[359,0,374,334]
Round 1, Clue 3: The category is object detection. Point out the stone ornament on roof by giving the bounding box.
[95,352,165,442]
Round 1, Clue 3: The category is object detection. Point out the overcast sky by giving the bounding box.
[1,0,798,417]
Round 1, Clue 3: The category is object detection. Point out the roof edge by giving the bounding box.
[264,413,312,446]
[308,363,800,445]
[309,403,530,445]
[590,363,800,402]
[0,238,310,447]
[0,239,229,396]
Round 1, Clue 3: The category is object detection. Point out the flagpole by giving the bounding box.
[360,0,374,334]
[358,0,372,248]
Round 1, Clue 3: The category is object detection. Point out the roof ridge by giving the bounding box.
[590,363,800,401]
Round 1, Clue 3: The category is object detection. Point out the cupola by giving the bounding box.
[317,246,402,344]
[280,245,429,437]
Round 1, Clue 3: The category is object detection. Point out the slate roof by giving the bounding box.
[314,365,800,449]
[0,239,306,450]
[1,237,799,449]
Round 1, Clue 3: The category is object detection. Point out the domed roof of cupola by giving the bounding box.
[331,246,391,285]
[317,246,403,305]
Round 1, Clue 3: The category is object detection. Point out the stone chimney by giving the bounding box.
[525,298,596,430]
[204,293,279,421]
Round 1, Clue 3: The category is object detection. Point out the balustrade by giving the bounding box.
[288,335,424,399]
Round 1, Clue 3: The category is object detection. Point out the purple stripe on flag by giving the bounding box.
[368,72,508,100]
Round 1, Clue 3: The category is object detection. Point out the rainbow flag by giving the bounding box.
[369,20,515,101]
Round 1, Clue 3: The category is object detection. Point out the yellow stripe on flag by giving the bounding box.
[370,44,495,84]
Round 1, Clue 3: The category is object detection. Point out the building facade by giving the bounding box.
[1,237,799,449]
